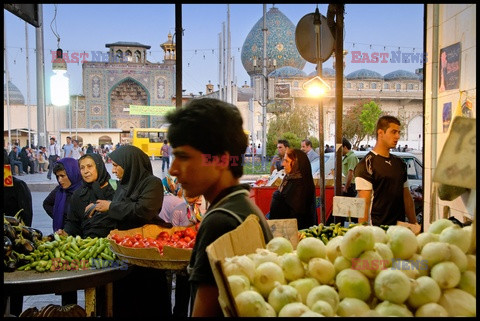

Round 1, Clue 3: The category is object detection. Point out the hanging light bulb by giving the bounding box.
[51,48,69,106]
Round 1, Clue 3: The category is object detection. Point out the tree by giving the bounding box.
[266,103,317,156]
[343,100,382,149]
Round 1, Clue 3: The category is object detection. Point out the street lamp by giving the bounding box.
[303,74,331,224]
[51,48,69,106]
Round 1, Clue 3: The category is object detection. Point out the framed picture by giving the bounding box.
[439,42,461,92]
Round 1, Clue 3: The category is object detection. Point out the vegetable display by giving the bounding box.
[109,227,197,254]
[3,212,119,273]
[224,221,476,317]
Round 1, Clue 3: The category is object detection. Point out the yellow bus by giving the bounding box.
[131,128,168,158]
[131,127,251,158]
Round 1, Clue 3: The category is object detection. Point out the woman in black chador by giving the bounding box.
[94,145,171,317]
[269,148,317,230]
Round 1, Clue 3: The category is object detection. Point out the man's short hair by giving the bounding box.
[376,115,400,138]
[166,98,247,178]
[277,139,290,148]
[302,139,312,147]
[342,137,352,150]
[66,136,71,140]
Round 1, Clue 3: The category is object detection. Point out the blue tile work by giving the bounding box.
[241,6,306,77]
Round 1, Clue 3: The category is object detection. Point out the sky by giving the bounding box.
[4,4,424,105]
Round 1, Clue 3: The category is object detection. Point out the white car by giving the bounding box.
[312,150,423,189]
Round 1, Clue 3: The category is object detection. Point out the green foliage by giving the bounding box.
[308,136,319,150]
[266,103,317,156]
[342,100,383,149]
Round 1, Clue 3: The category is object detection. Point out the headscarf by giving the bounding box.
[78,153,111,201]
[108,145,153,198]
[162,173,179,195]
[52,157,83,231]
[278,148,316,214]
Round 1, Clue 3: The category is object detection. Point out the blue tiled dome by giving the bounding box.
[269,66,306,78]
[308,67,336,78]
[241,6,306,76]
[384,69,420,81]
[4,81,25,105]
[346,69,383,80]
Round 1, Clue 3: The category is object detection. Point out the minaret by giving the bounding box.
[160,32,176,65]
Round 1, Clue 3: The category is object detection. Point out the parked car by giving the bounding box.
[311,150,424,219]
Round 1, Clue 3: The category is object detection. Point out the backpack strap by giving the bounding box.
[208,207,244,224]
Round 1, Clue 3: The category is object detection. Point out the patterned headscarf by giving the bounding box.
[52,157,83,231]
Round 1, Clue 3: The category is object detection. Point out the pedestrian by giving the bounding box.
[42,157,83,306]
[19,146,34,174]
[354,115,419,228]
[3,149,33,316]
[161,139,171,172]
[93,145,171,317]
[8,146,24,175]
[60,153,117,238]
[86,143,94,154]
[300,138,319,164]
[63,136,74,158]
[71,139,83,160]
[37,149,47,173]
[269,139,289,174]
[47,137,61,180]
[268,148,317,230]
[158,187,204,317]
[332,137,359,226]
[166,97,273,317]
[402,144,409,152]
[43,158,83,232]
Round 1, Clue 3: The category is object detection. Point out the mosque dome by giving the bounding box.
[269,66,306,78]
[241,6,306,77]
[346,69,383,80]
[4,81,25,105]
[384,69,420,81]
[308,67,336,78]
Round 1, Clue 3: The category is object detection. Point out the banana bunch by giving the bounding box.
[299,222,371,245]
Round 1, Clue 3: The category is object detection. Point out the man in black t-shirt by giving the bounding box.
[354,115,419,228]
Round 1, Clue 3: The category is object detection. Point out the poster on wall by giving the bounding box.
[442,102,452,132]
[439,42,461,92]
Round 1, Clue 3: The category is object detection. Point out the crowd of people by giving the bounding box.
[4,137,124,178]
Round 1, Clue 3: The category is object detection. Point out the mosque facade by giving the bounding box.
[233,5,423,149]
[5,6,422,150]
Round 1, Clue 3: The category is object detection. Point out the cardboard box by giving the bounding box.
[107,224,193,269]
[206,215,266,317]
[267,218,299,249]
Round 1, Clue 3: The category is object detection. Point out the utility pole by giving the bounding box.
[261,4,267,171]
[5,19,12,150]
[36,4,47,147]
[26,22,32,147]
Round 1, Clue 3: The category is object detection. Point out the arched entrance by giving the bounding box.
[407,115,423,142]
[72,135,84,146]
[98,135,112,146]
[109,78,149,130]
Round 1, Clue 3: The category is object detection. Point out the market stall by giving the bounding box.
[4,265,132,317]
[206,213,476,317]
